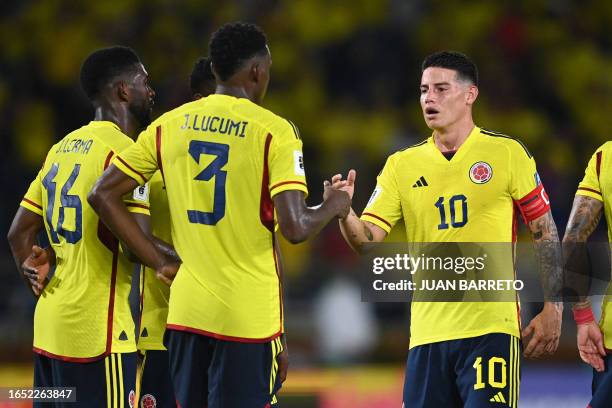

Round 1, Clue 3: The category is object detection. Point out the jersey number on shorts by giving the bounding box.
[187,141,229,225]
[41,163,83,244]
[473,356,506,390]
[435,195,468,229]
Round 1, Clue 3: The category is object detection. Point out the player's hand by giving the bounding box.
[576,320,606,372]
[21,245,52,296]
[156,261,180,286]
[330,169,357,199]
[522,302,562,359]
[277,343,289,384]
[322,182,351,219]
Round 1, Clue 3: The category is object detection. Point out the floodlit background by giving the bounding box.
[1,1,612,407]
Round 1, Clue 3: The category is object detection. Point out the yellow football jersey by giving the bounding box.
[20,121,149,361]
[114,94,307,341]
[362,126,545,348]
[576,143,612,349]
[137,171,170,351]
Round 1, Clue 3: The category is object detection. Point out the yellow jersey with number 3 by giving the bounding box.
[575,142,612,349]
[361,126,550,348]
[20,121,149,361]
[113,94,308,342]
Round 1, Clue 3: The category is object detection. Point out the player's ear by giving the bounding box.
[466,85,478,105]
[116,80,130,103]
[250,61,261,84]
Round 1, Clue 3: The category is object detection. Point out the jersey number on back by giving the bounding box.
[41,163,83,244]
[187,141,229,225]
[435,195,468,229]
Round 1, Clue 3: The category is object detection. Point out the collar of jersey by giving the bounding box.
[427,125,481,163]
[88,120,121,132]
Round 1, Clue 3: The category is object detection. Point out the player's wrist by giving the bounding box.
[573,302,595,325]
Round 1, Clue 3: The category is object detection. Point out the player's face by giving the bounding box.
[253,46,272,105]
[420,67,473,131]
[127,63,156,127]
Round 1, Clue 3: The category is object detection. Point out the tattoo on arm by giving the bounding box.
[363,224,374,241]
[529,212,563,301]
[564,195,603,242]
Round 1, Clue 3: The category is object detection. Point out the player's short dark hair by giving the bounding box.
[190,56,215,95]
[422,51,478,86]
[209,22,268,81]
[80,46,141,100]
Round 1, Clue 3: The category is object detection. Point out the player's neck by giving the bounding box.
[215,84,252,102]
[93,104,139,139]
[433,117,475,153]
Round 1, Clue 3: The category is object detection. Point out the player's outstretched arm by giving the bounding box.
[274,184,351,244]
[88,165,179,281]
[331,170,387,254]
[522,210,563,358]
[562,194,605,371]
[7,207,49,296]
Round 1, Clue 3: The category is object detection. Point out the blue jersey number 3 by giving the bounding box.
[187,141,229,225]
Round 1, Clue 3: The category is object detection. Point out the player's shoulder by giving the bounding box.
[390,138,429,161]
[233,100,300,139]
[478,127,532,159]
[593,141,612,155]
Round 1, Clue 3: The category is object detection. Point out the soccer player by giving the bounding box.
[7,46,155,407]
[563,145,612,408]
[330,51,562,407]
[88,22,351,407]
[137,56,216,408]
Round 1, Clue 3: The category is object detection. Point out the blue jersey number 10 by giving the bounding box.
[435,194,468,230]
[41,163,83,244]
[187,141,229,225]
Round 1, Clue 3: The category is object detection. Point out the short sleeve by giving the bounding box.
[124,182,150,216]
[20,167,44,216]
[113,123,159,185]
[268,120,308,198]
[576,148,603,202]
[509,141,551,223]
[360,155,401,234]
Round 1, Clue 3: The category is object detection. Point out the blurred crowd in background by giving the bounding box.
[1,0,612,370]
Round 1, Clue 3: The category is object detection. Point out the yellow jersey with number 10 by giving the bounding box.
[362,126,550,348]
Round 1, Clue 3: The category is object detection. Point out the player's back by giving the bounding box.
[21,121,148,360]
[122,94,307,341]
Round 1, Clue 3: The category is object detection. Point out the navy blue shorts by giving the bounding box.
[590,354,612,408]
[33,352,137,408]
[139,349,175,408]
[403,333,521,408]
[165,329,283,408]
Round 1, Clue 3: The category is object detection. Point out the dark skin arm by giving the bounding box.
[127,213,180,268]
[88,165,179,284]
[273,188,350,244]
[7,207,50,296]
[562,194,606,371]
[521,210,563,359]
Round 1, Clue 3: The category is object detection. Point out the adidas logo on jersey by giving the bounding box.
[412,176,428,188]
[489,391,506,403]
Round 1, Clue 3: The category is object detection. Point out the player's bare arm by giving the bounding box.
[562,194,606,371]
[330,170,387,253]
[127,213,180,267]
[88,164,179,283]
[274,187,351,244]
[521,210,563,359]
[7,207,52,296]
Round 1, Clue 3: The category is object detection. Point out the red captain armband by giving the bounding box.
[573,306,595,325]
[515,184,551,224]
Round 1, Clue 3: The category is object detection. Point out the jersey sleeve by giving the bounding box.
[124,182,150,216]
[576,147,603,202]
[509,141,551,223]
[113,123,159,186]
[360,155,401,234]
[20,167,44,216]
[268,120,309,198]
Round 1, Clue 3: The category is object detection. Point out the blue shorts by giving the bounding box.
[404,333,521,408]
[139,350,175,408]
[590,354,612,408]
[165,329,284,408]
[33,352,136,408]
